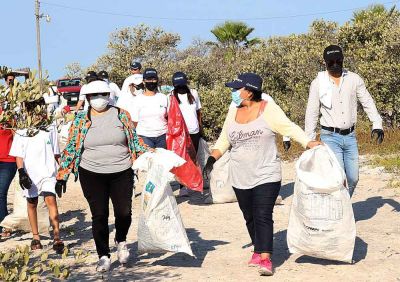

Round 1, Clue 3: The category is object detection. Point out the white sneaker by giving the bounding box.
[96,256,111,272]
[178,187,189,197]
[116,241,130,264]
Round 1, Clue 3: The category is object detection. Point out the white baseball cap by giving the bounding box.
[80,80,111,95]
[125,74,143,86]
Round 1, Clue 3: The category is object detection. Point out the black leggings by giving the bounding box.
[78,166,134,258]
[233,182,281,254]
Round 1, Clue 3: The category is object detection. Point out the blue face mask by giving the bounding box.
[231,90,243,106]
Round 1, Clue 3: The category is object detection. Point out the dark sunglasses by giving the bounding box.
[88,93,109,97]
[326,59,343,67]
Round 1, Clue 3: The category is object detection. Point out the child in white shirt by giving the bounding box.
[10,123,64,253]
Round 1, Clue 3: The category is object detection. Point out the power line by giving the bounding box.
[41,0,399,22]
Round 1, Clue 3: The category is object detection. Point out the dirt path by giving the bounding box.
[2,155,400,281]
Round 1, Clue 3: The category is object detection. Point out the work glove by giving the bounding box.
[203,156,216,180]
[55,180,67,198]
[18,168,32,190]
[371,129,384,144]
[283,140,291,151]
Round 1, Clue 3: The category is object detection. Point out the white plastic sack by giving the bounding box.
[287,145,356,263]
[196,138,210,188]
[209,151,237,204]
[132,148,194,256]
[1,178,49,234]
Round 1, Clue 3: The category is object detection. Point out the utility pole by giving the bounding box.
[35,0,43,94]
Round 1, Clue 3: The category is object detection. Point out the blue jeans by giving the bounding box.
[139,134,167,149]
[0,162,17,232]
[320,129,359,197]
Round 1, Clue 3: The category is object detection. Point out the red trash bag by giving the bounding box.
[166,95,203,192]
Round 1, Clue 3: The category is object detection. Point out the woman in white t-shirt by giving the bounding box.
[171,72,203,197]
[131,68,168,149]
[171,72,203,152]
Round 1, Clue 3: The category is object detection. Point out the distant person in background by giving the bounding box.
[121,61,142,97]
[170,72,203,197]
[116,74,144,118]
[76,71,99,111]
[131,68,168,149]
[98,70,121,104]
[305,45,384,197]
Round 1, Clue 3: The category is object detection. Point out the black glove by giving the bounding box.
[203,156,216,180]
[283,140,291,151]
[371,129,384,144]
[55,180,67,198]
[18,168,32,190]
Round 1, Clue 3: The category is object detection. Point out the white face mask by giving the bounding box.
[90,95,109,111]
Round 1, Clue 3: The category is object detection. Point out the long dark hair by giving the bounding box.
[245,87,262,102]
[173,85,195,104]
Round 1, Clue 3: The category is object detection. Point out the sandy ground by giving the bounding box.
[1,155,400,281]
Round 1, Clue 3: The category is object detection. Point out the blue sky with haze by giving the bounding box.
[0,0,397,80]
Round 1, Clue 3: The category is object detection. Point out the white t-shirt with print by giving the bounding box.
[175,89,202,134]
[9,125,60,198]
[131,92,168,137]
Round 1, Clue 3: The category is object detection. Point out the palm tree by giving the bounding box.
[209,21,260,49]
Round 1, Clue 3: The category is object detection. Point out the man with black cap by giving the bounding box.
[98,70,121,104]
[305,44,384,197]
[76,71,99,111]
[121,61,142,97]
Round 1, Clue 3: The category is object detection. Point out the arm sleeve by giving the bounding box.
[356,75,383,130]
[79,94,85,101]
[131,99,139,122]
[9,133,25,158]
[305,79,321,140]
[50,125,60,155]
[213,107,235,154]
[263,101,311,148]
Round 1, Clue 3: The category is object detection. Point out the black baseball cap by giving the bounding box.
[98,70,109,79]
[225,73,263,91]
[85,71,98,81]
[172,72,188,86]
[143,68,158,80]
[130,61,142,70]
[323,45,344,62]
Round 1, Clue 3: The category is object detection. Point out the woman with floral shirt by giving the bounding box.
[57,80,148,273]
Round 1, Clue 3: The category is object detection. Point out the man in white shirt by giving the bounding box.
[305,45,384,197]
[116,74,144,118]
[98,70,121,104]
[76,71,98,111]
[121,61,142,98]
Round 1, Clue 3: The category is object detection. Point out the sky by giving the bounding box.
[0,0,397,80]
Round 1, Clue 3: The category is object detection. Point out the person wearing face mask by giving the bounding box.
[203,73,321,276]
[98,70,121,104]
[121,61,142,99]
[305,45,384,197]
[116,74,144,117]
[131,68,168,149]
[57,80,149,272]
[170,72,203,197]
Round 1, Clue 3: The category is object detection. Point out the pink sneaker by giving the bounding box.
[248,253,261,267]
[258,258,273,276]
